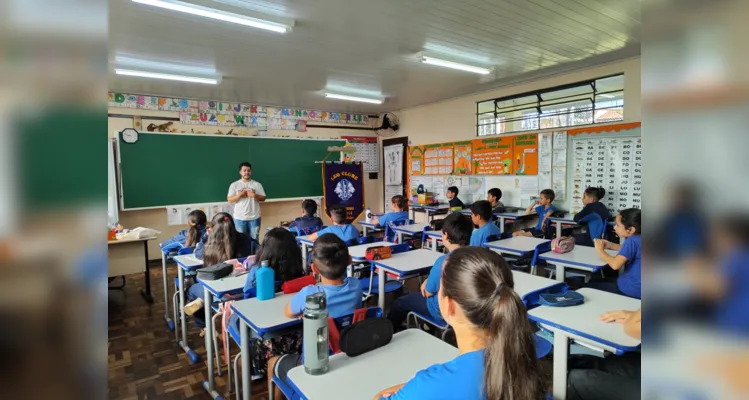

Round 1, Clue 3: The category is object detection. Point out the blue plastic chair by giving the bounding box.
[534,333,553,359]
[360,243,410,301]
[384,219,414,243]
[407,311,451,341]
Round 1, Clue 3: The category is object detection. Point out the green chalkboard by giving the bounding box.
[118,132,344,209]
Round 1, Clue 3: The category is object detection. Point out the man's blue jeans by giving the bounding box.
[235,218,261,241]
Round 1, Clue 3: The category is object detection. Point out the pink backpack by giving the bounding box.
[551,237,575,253]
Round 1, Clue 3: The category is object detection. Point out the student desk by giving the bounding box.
[423,230,442,252]
[390,223,428,243]
[548,214,577,238]
[286,329,458,400]
[347,241,395,263]
[539,247,618,282]
[461,209,534,234]
[512,270,567,307]
[172,254,204,364]
[483,237,550,257]
[528,288,641,400]
[197,273,248,399]
[370,249,442,310]
[108,236,157,304]
[357,220,380,236]
[410,204,449,223]
[296,235,314,271]
[231,294,299,400]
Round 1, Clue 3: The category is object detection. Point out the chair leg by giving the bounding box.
[233,353,241,400]
[268,377,275,400]
[441,328,449,342]
[212,311,222,376]
[226,334,232,394]
[172,292,180,340]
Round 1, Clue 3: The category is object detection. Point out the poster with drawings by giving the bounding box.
[384,144,404,185]
[571,137,642,214]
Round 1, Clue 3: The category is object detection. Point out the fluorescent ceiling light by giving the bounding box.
[114,68,221,84]
[419,53,492,75]
[131,0,293,33]
[325,93,382,104]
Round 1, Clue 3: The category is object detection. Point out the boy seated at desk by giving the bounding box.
[268,234,363,398]
[287,199,324,235]
[446,186,464,210]
[307,204,359,242]
[469,200,502,246]
[487,187,506,213]
[387,212,473,331]
[513,189,556,238]
[372,195,409,241]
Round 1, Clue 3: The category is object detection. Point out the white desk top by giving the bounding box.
[287,329,458,400]
[528,288,641,352]
[357,220,379,227]
[391,223,428,234]
[495,210,532,218]
[230,293,298,336]
[108,236,157,244]
[199,274,247,297]
[423,230,442,238]
[173,254,203,270]
[371,249,442,277]
[548,213,576,223]
[512,270,564,301]
[483,237,549,253]
[297,234,313,245]
[412,203,450,210]
[539,247,617,270]
[348,241,395,261]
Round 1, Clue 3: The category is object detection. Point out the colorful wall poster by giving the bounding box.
[512,134,539,175]
[453,141,472,175]
[408,146,424,176]
[342,136,379,173]
[471,137,514,175]
[423,143,453,175]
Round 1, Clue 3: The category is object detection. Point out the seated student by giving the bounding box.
[573,187,612,246]
[387,212,472,330]
[267,234,363,398]
[514,189,556,238]
[374,247,545,400]
[446,186,464,209]
[469,200,502,247]
[184,212,255,329]
[160,209,208,249]
[591,208,642,299]
[307,204,359,242]
[567,308,641,400]
[287,199,324,235]
[690,215,749,335]
[487,188,506,213]
[373,195,410,241]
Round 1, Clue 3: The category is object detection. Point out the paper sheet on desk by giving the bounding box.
[118,227,161,240]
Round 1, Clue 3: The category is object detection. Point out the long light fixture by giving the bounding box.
[418,52,492,75]
[131,0,293,33]
[114,68,221,84]
[325,93,383,104]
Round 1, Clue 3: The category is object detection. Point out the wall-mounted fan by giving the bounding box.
[375,112,399,137]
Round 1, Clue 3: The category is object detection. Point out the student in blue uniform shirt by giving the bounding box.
[307,204,359,242]
[374,247,545,400]
[373,195,410,241]
[386,212,473,330]
[159,210,207,250]
[446,186,464,209]
[242,228,305,297]
[573,187,612,246]
[592,208,642,299]
[469,200,502,246]
[267,234,363,398]
[514,189,556,238]
[287,199,324,235]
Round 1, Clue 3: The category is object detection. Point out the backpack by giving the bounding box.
[551,236,575,254]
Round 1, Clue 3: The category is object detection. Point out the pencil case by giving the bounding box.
[539,291,584,307]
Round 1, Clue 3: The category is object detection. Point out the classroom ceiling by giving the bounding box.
[108,0,640,114]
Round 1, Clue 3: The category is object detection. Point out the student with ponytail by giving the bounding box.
[373,195,410,241]
[160,210,208,249]
[573,187,612,246]
[374,247,545,400]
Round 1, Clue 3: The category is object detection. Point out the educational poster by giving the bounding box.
[166,203,228,225]
[571,137,642,213]
[408,146,424,176]
[342,136,379,173]
[551,131,567,200]
[410,176,433,197]
[471,137,514,175]
[384,144,404,185]
[453,141,473,175]
[512,134,539,175]
[423,143,453,175]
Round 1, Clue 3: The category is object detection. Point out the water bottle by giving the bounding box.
[256,260,275,301]
[365,208,372,223]
[303,292,329,375]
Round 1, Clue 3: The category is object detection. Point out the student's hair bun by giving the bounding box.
[584,186,606,201]
[597,187,606,199]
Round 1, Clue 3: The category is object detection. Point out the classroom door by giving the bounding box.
[382,137,408,209]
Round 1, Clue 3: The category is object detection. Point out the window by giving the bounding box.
[476,74,624,136]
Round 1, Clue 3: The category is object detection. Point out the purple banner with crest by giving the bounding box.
[322,162,365,224]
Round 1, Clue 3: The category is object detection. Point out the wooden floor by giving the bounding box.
[108,260,268,400]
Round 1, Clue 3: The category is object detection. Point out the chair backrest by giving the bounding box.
[579,213,605,242]
[328,307,383,354]
[531,240,552,269]
[429,218,445,232]
[357,236,375,245]
[485,235,499,244]
[389,243,410,254]
[177,246,195,255]
[384,219,412,242]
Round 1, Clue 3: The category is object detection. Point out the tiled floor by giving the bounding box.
[108,260,268,400]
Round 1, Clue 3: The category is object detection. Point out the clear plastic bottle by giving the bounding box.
[302,292,329,375]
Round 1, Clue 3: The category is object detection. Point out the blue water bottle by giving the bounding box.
[256,260,275,301]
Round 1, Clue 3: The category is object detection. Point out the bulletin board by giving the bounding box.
[423,143,454,175]
[472,137,514,175]
[453,141,473,175]
[408,146,424,176]
[512,134,539,175]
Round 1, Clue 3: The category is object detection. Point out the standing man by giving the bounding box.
[227,162,266,241]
